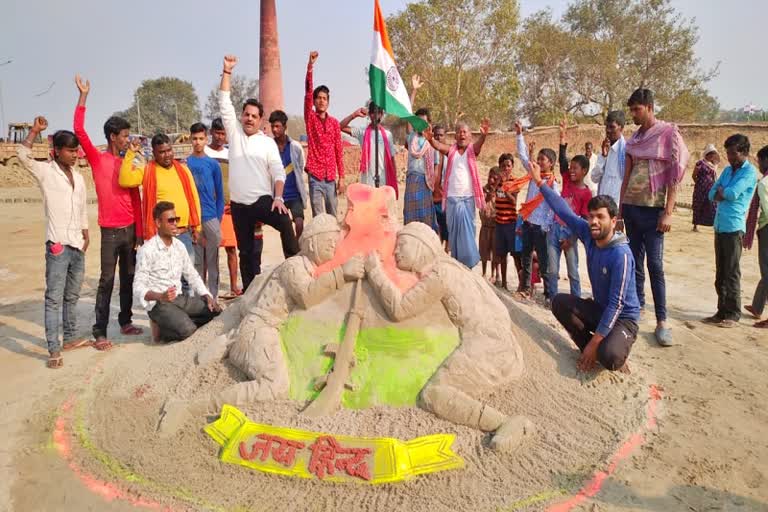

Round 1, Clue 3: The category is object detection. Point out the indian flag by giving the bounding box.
[369,0,428,132]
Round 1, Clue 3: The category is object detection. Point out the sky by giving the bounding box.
[1,0,764,143]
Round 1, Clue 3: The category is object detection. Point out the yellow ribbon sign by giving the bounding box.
[205,405,464,484]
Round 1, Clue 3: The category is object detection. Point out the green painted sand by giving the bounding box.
[280,316,459,409]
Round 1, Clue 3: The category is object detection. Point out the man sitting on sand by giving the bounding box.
[529,161,641,373]
[134,202,221,342]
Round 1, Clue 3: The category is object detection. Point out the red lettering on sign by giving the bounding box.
[307,435,372,481]
[239,434,306,468]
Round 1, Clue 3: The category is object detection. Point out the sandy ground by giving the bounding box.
[0,197,767,511]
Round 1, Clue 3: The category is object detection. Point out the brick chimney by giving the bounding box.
[259,0,284,134]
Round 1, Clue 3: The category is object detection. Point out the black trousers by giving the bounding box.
[148,295,219,342]
[714,231,743,321]
[93,225,136,339]
[551,294,638,370]
[231,196,299,291]
[521,222,551,297]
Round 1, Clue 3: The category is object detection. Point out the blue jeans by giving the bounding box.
[622,204,666,322]
[546,224,581,297]
[44,243,85,354]
[308,175,338,217]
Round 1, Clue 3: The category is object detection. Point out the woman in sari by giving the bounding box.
[691,144,720,231]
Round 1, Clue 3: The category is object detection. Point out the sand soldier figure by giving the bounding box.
[364,222,533,452]
[223,215,364,405]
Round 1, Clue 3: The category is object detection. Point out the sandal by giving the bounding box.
[62,339,93,351]
[93,338,114,351]
[120,324,144,336]
[744,305,762,320]
[47,356,63,369]
[755,319,768,329]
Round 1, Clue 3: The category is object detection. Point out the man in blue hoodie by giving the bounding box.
[529,161,641,373]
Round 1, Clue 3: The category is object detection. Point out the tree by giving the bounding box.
[517,0,719,124]
[114,77,201,136]
[387,0,521,128]
[204,75,259,121]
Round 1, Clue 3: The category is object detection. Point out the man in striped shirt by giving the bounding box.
[494,153,522,291]
[528,161,640,373]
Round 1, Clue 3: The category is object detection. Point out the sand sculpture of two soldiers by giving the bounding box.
[168,185,533,453]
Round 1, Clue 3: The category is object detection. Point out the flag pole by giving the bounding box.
[373,105,380,188]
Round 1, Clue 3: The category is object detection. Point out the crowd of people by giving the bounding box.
[17,54,768,374]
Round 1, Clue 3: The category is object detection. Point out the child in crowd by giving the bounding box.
[515,121,561,306]
[552,118,593,297]
[480,168,500,282]
[495,153,523,290]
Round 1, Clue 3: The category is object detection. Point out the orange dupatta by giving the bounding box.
[142,160,200,239]
[505,173,555,220]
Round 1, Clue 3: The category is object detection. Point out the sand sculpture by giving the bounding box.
[164,184,532,452]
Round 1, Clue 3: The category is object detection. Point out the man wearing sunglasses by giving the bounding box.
[134,202,221,342]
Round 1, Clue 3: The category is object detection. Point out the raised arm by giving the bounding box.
[472,118,490,156]
[118,139,146,188]
[558,117,569,177]
[218,55,239,137]
[406,75,423,136]
[72,75,100,164]
[424,125,450,156]
[515,121,531,171]
[305,51,317,121]
[339,108,367,136]
[591,138,610,184]
[17,116,49,181]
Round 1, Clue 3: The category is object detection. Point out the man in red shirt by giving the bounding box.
[550,118,593,297]
[304,51,345,216]
[73,76,143,350]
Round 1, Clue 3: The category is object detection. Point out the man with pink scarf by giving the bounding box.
[425,119,490,268]
[618,88,690,347]
[340,102,398,196]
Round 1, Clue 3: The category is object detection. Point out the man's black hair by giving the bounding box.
[211,117,225,131]
[415,107,431,123]
[627,88,654,107]
[151,133,171,148]
[539,148,557,166]
[313,85,330,100]
[153,201,175,220]
[498,153,514,166]
[571,155,591,172]
[268,110,288,125]
[724,134,750,155]
[190,122,207,135]
[585,141,593,148]
[103,116,130,141]
[52,130,79,150]
[588,195,619,218]
[367,101,383,114]
[433,124,445,132]
[756,145,768,162]
[242,98,264,117]
[605,110,626,127]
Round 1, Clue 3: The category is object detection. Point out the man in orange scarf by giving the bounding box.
[119,134,202,264]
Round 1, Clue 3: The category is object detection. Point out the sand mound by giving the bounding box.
[66,278,654,512]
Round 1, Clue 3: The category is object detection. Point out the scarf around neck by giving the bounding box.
[142,160,200,239]
[625,121,689,194]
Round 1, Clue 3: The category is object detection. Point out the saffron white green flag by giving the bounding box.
[369,0,428,132]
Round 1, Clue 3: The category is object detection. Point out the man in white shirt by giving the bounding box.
[217,55,299,291]
[590,110,627,204]
[134,202,221,342]
[18,116,90,368]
